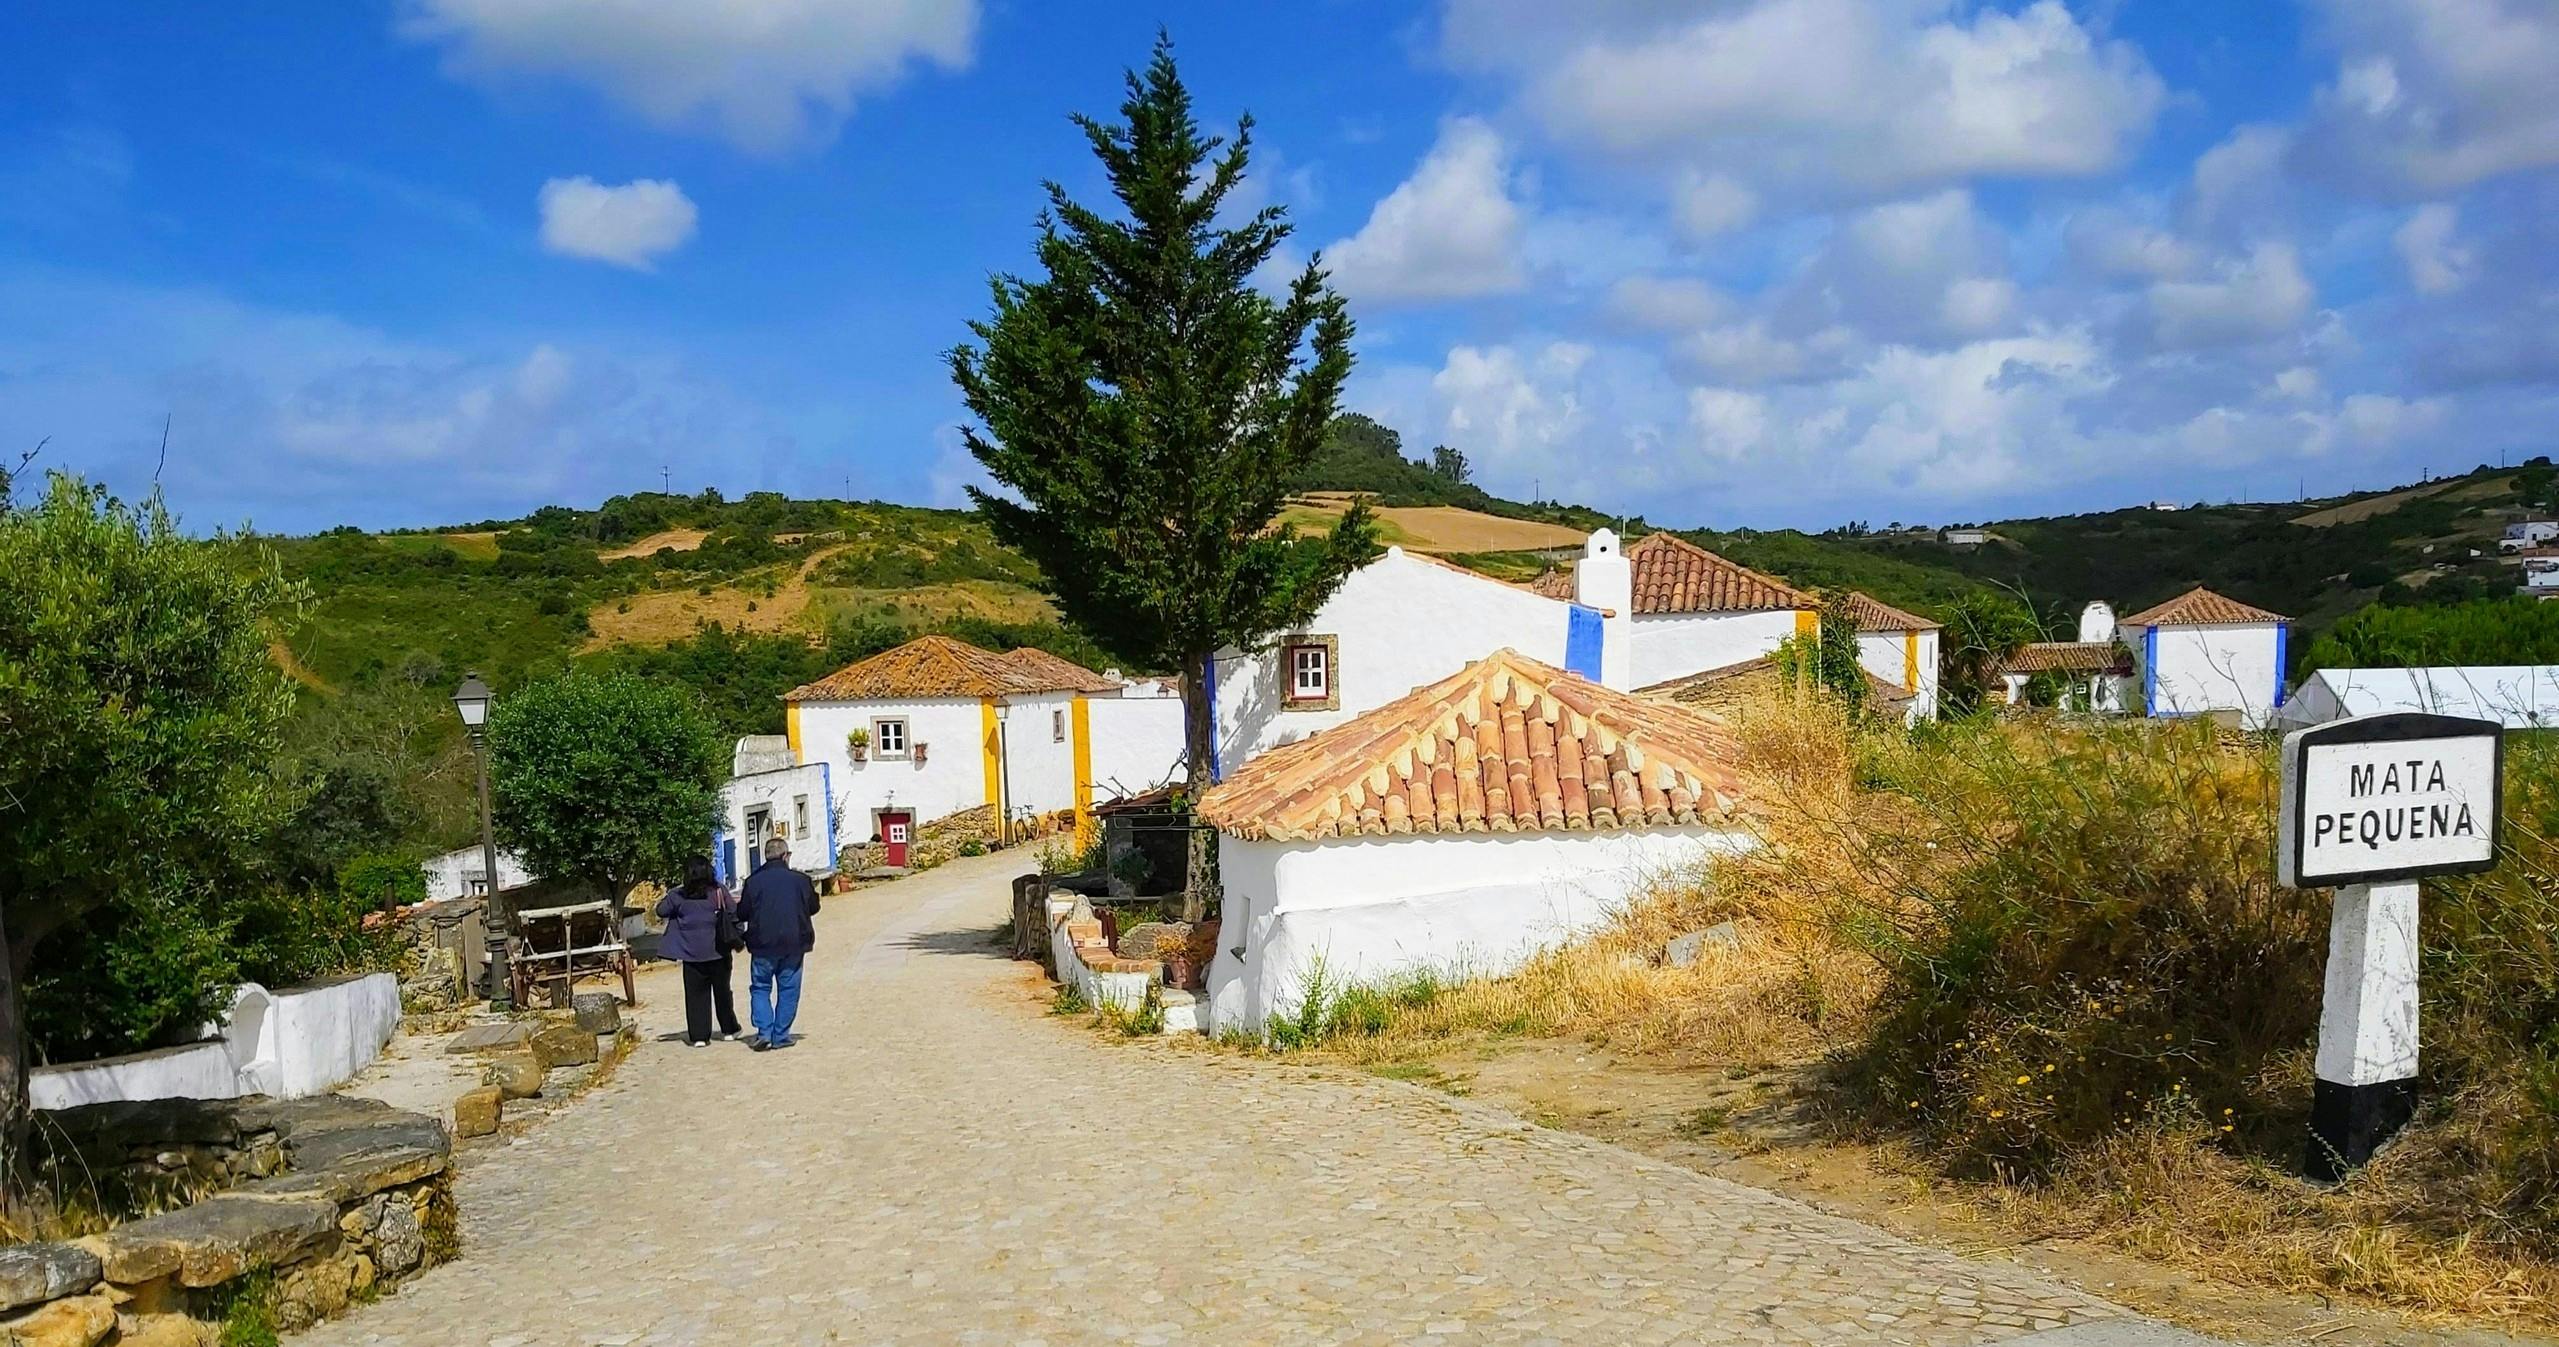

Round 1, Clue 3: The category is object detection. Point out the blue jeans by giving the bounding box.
[749,954,804,1043]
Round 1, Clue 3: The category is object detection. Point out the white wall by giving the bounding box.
[798,696,987,843]
[422,845,533,902]
[1213,548,1585,772]
[1088,687,1186,800]
[29,974,401,1109]
[716,761,836,883]
[1853,629,1940,721]
[999,691,1079,820]
[1627,609,1803,688]
[1205,827,1751,1035]
[2131,621,2286,728]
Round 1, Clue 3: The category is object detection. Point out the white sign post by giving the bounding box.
[2278,712,2501,1180]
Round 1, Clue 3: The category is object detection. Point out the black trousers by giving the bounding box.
[681,955,740,1043]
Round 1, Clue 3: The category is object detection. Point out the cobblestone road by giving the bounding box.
[303,852,2197,1346]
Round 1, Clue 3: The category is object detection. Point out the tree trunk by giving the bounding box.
[1178,654,1217,924]
[0,906,34,1233]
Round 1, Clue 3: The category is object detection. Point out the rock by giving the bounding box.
[1115,921,1176,958]
[0,1243,102,1315]
[441,1021,533,1055]
[482,1052,544,1100]
[272,1253,359,1330]
[527,1021,598,1070]
[242,1144,444,1207]
[0,1292,115,1347]
[107,1312,214,1347]
[571,991,620,1034]
[347,1253,377,1295]
[1664,921,1742,969]
[282,1112,449,1174]
[452,1086,503,1139]
[93,1196,335,1289]
[371,1194,424,1276]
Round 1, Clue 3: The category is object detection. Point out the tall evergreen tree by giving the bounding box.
[951,36,1376,855]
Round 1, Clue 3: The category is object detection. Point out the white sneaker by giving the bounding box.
[688,1040,706,1049]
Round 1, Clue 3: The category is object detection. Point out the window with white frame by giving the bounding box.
[872,717,908,758]
[1052,708,1066,742]
[1282,635,1338,710]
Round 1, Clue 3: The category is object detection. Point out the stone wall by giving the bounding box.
[838,804,1003,878]
[2,1096,455,1345]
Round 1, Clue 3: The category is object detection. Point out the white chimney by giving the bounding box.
[2078,600,2116,644]
[1575,529,1633,689]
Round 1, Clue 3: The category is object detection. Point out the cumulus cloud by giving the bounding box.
[1671,169,1757,239]
[1326,118,1527,303]
[2149,243,2316,350]
[2296,0,2559,195]
[1605,275,1725,332]
[1454,0,2163,200]
[398,0,976,153]
[537,177,697,270]
[2394,203,2474,295]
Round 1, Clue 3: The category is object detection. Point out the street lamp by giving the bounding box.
[452,673,512,1011]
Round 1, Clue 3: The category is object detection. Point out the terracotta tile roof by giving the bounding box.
[1998,642,2132,676]
[783,635,1113,702]
[1528,566,1577,601]
[1197,649,1747,842]
[1638,656,1915,712]
[1626,533,1815,614]
[1844,591,1940,632]
[2117,586,2289,626]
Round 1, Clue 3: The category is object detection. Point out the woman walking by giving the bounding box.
[656,855,742,1046]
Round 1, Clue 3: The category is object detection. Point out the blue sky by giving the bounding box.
[4,2,2556,535]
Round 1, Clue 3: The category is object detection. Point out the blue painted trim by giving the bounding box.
[2142,626,2160,717]
[1564,604,1605,681]
[715,832,736,888]
[1205,652,1223,783]
[2272,623,2290,708]
[818,760,837,865]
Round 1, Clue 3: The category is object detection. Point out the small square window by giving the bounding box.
[873,718,908,757]
[1052,708,1067,742]
[793,796,810,835]
[1281,635,1338,711]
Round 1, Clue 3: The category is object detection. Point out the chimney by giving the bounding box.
[1576,529,1633,689]
[2079,600,2116,644]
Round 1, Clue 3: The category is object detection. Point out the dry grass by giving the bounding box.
[1278,493,1587,553]
[597,527,709,561]
[436,531,500,560]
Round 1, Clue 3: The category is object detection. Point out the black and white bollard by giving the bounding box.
[2307,879,2420,1180]
[2279,712,2501,1183]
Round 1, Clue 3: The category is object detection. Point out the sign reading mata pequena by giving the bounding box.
[2278,711,2502,889]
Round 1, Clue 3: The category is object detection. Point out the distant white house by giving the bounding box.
[1211,540,1612,774]
[785,636,1184,865]
[2279,666,2559,730]
[1845,591,1941,721]
[422,844,533,902]
[2500,520,2559,551]
[1997,601,2133,712]
[1535,532,1819,690]
[1942,528,1989,548]
[1197,649,1757,1036]
[2115,587,2293,730]
[712,735,835,889]
[2524,558,2559,592]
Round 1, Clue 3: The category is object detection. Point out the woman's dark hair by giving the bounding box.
[680,855,716,898]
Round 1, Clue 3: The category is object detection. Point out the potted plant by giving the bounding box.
[911,740,929,765]
[847,728,869,762]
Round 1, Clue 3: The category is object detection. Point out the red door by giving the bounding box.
[880,812,913,868]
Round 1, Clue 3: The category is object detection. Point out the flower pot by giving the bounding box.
[1163,952,1202,991]
[850,747,867,763]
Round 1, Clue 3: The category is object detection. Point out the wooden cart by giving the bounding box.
[507,899,637,1008]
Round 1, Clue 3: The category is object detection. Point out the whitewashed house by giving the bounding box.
[1538,533,1820,690]
[2500,520,2559,551]
[712,735,837,888]
[1197,648,1757,1035]
[2115,587,2292,729]
[421,844,533,902]
[1210,539,1616,775]
[784,636,1184,864]
[1845,592,1941,721]
[2279,666,2559,730]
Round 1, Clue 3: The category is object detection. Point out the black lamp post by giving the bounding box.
[452,672,511,1011]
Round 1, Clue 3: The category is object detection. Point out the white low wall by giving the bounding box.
[1049,913,1152,1014]
[28,973,402,1111]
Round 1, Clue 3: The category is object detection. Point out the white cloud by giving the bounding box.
[1320,119,1514,303]
[2066,207,2199,280]
[1326,118,1527,304]
[1671,169,1757,239]
[2187,124,2295,239]
[399,0,976,154]
[1605,276,1725,332]
[2149,243,2316,350]
[2394,203,2474,295]
[1470,0,2163,199]
[2298,0,2559,194]
[537,177,697,270]
[1431,342,1594,462]
[1939,277,2018,335]
[2271,366,2323,402]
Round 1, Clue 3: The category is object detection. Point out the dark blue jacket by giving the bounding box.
[654,885,731,964]
[737,858,818,961]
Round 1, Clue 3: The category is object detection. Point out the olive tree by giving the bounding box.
[487,671,722,907]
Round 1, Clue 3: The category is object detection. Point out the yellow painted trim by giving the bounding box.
[1903,631,1920,691]
[1795,609,1818,638]
[1071,696,1095,850]
[785,703,803,762]
[980,699,1003,828]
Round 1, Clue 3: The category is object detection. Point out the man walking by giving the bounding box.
[737,836,819,1051]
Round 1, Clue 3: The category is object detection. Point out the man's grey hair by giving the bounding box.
[763,837,790,861]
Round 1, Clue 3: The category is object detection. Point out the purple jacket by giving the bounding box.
[654,885,731,964]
